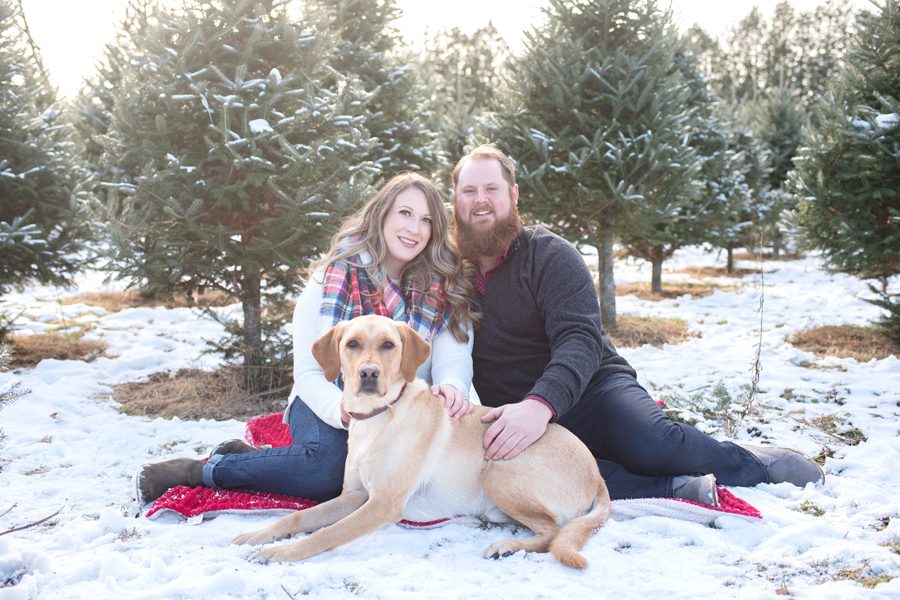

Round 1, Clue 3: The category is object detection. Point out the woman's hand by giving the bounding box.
[430,383,473,419]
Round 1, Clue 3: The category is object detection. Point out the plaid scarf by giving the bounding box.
[319,251,451,343]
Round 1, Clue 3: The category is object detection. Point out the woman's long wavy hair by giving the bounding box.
[309,172,479,342]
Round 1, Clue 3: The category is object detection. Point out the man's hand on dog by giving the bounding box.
[481,399,553,460]
[430,383,473,419]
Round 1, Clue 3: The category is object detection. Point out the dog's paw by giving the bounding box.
[483,541,522,560]
[231,530,274,546]
[250,547,276,563]
[251,546,297,564]
[230,532,254,546]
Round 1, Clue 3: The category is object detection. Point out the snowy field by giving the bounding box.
[1,246,898,599]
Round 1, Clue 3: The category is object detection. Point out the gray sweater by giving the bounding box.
[472,226,635,418]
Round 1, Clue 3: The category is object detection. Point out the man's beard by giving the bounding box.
[455,202,523,260]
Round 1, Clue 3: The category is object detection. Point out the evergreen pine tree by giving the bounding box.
[682,25,727,83]
[0,343,28,442]
[842,0,900,109]
[754,83,806,255]
[680,26,763,272]
[621,44,753,293]
[702,2,856,257]
[720,129,771,269]
[714,1,854,111]
[0,0,87,303]
[684,121,754,275]
[419,24,510,188]
[791,0,900,342]
[68,0,156,190]
[490,0,696,328]
[314,0,438,180]
[718,7,767,104]
[796,0,856,113]
[96,0,376,386]
[760,85,805,191]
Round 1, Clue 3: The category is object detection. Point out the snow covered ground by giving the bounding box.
[1,247,898,599]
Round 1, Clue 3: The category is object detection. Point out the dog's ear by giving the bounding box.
[311,322,346,382]
[398,324,431,382]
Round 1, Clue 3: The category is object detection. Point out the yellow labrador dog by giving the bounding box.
[232,314,610,568]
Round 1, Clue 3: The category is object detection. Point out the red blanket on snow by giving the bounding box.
[145,413,762,526]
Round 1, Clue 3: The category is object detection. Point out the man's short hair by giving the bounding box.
[451,144,517,191]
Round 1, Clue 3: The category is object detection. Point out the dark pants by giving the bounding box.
[203,398,348,501]
[557,373,768,500]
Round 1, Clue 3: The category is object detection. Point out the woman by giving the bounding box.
[135,172,479,504]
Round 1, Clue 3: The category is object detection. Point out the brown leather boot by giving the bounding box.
[133,457,205,505]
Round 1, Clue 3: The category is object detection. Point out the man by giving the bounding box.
[452,144,823,505]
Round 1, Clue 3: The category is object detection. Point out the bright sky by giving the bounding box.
[20,0,871,99]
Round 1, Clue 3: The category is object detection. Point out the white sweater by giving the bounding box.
[285,274,475,430]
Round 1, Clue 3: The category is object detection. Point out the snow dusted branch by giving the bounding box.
[0,506,62,537]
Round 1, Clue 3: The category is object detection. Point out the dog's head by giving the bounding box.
[312,315,431,404]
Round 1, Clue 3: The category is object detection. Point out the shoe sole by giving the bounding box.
[133,464,150,506]
[704,474,720,508]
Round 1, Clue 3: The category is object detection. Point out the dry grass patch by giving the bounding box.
[112,367,287,421]
[676,265,758,279]
[833,566,893,589]
[63,290,235,312]
[614,281,736,301]
[809,413,867,446]
[7,333,106,369]
[608,314,697,348]
[733,250,803,262]
[789,325,898,361]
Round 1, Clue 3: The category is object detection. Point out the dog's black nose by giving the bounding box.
[359,366,379,382]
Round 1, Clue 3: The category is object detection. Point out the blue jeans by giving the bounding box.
[203,398,348,501]
[557,373,768,500]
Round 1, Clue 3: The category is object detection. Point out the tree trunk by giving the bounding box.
[726,247,734,274]
[596,228,617,332]
[241,267,263,372]
[650,245,664,295]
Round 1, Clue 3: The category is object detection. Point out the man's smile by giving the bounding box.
[472,203,494,218]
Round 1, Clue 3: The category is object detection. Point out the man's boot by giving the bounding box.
[134,458,205,505]
[738,444,824,486]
